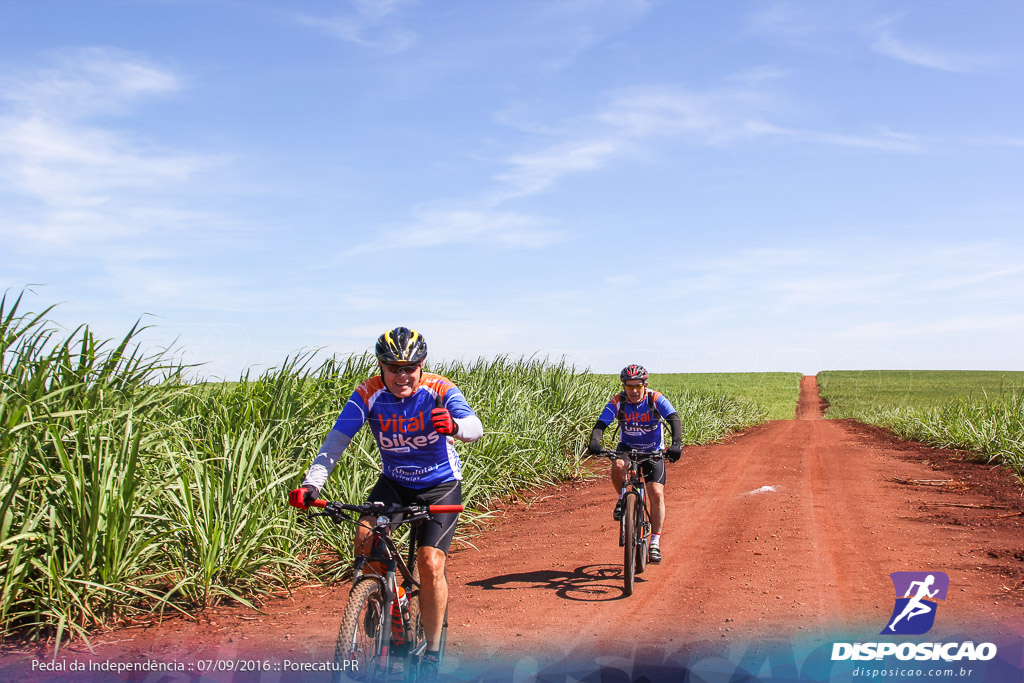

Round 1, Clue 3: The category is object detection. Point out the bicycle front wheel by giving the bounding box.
[334,579,390,683]
[635,495,649,575]
[622,491,637,596]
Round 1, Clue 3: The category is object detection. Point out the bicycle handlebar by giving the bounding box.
[310,500,463,515]
[426,504,464,513]
[594,448,665,462]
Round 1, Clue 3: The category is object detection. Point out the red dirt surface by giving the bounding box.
[4,376,1024,681]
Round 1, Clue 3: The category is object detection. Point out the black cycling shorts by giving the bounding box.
[365,475,462,554]
[615,444,666,486]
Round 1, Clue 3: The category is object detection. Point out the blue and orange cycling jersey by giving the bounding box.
[332,372,475,488]
[598,390,676,452]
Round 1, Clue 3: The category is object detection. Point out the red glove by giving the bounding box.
[288,485,319,510]
[431,407,458,435]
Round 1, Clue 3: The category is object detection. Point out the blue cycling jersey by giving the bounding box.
[598,390,676,452]
[332,373,476,488]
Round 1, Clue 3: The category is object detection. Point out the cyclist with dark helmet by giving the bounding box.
[289,327,482,680]
[588,364,682,564]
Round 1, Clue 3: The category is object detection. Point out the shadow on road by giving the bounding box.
[465,564,641,602]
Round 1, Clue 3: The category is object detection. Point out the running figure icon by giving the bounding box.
[887,574,938,631]
[882,571,949,635]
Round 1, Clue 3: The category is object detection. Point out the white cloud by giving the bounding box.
[841,314,1024,341]
[727,65,794,83]
[346,76,924,254]
[746,4,996,74]
[528,0,653,70]
[653,241,1024,326]
[344,207,566,254]
[0,47,180,116]
[0,48,226,247]
[492,139,626,199]
[748,121,919,151]
[486,84,919,204]
[870,20,995,73]
[0,117,210,208]
[744,3,828,42]
[963,136,1024,149]
[295,0,416,53]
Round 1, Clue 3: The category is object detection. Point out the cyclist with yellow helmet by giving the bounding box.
[290,327,482,680]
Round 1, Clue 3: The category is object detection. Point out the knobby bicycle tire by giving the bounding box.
[622,491,637,596]
[334,579,389,683]
[635,493,649,575]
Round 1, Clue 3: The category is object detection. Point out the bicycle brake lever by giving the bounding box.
[303,509,350,524]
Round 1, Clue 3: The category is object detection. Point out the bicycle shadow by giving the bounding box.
[464,564,639,602]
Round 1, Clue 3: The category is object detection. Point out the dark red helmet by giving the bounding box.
[619,364,648,382]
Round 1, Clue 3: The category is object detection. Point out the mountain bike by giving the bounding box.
[596,449,663,597]
[305,499,463,682]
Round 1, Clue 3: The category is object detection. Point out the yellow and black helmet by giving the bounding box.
[375,327,427,364]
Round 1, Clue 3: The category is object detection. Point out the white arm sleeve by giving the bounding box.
[302,429,353,490]
[453,415,483,442]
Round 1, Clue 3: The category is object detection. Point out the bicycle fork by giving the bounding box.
[618,485,651,547]
[355,553,400,665]
[618,483,640,547]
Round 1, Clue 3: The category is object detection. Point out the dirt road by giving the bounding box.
[448,376,1024,664]
[4,376,1023,680]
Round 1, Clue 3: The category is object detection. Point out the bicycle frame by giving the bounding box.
[618,458,649,546]
[597,449,663,596]
[306,500,462,680]
[354,515,418,654]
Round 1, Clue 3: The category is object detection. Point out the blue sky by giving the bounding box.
[2,0,1023,379]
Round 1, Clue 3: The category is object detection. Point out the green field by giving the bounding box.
[650,372,803,422]
[818,370,1024,479]
[817,370,1024,416]
[0,296,782,645]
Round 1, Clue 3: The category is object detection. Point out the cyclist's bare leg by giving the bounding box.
[610,459,629,493]
[646,481,665,535]
[354,516,375,555]
[353,516,386,574]
[416,545,448,651]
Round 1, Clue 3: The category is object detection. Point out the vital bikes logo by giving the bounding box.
[883,571,948,635]
[831,571,998,663]
[377,411,442,451]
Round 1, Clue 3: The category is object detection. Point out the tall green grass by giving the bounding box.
[0,296,612,646]
[1,291,192,648]
[0,294,781,647]
[818,371,1024,478]
[650,372,802,422]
